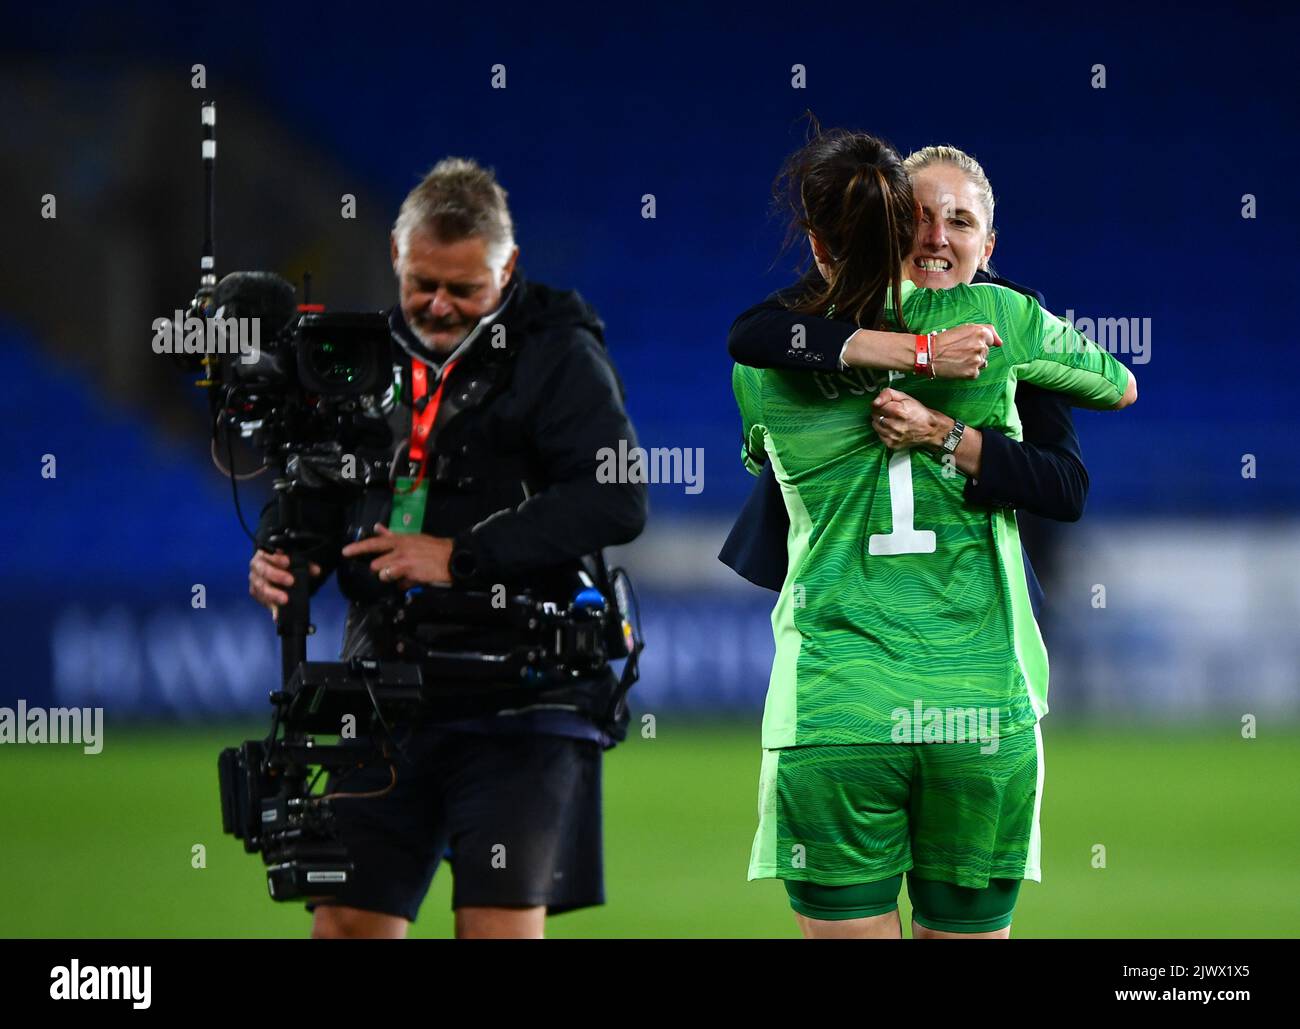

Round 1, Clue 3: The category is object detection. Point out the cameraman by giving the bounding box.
[247,158,647,939]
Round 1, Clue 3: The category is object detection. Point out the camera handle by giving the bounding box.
[266,472,325,688]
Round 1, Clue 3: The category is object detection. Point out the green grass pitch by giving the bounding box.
[1,721,1296,937]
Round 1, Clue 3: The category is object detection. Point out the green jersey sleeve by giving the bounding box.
[732,363,767,477]
[1008,294,1131,409]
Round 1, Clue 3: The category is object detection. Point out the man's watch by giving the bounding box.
[448,539,479,583]
[938,419,966,456]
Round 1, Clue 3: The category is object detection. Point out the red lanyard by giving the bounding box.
[403,356,459,490]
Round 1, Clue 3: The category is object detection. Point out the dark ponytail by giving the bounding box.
[775,116,915,331]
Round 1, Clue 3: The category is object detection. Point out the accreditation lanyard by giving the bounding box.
[391,356,459,533]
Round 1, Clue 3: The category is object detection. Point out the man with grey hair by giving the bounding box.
[389,157,519,353]
[249,157,647,938]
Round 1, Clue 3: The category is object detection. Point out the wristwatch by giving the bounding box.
[938,419,966,456]
[449,536,479,584]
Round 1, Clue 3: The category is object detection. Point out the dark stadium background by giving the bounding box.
[1,1,1296,937]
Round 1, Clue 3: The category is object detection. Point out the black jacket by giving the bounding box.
[719,270,1088,602]
[257,271,647,656]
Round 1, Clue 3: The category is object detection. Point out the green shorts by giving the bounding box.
[748,722,1043,890]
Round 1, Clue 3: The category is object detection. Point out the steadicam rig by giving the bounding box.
[176,100,432,902]
[180,103,644,903]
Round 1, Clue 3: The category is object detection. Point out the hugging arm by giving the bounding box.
[732,281,1089,519]
[961,385,1090,521]
[1017,303,1137,411]
[728,289,909,372]
[728,285,999,379]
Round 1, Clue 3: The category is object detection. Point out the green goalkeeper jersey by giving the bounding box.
[733,278,1131,748]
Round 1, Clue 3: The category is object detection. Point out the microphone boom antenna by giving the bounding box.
[194,102,218,388]
[198,101,217,312]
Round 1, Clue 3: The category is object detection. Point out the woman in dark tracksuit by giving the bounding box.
[720,145,1088,617]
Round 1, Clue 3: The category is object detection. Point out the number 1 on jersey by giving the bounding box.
[868,451,937,556]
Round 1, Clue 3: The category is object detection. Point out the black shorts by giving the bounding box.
[306,725,604,923]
